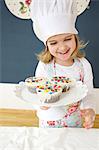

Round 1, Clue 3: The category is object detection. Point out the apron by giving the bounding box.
[39,59,84,128]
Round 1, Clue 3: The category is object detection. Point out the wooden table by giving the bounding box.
[0,109,39,127]
[0,108,99,128]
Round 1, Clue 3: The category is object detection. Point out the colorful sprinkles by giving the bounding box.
[51,76,72,83]
[36,84,62,95]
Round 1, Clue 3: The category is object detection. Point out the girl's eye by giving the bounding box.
[64,38,72,41]
[50,42,57,45]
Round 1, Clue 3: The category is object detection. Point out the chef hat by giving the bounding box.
[30,0,90,44]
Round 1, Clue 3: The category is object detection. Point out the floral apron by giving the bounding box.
[39,60,84,128]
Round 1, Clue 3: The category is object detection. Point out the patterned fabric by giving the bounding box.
[39,101,82,128]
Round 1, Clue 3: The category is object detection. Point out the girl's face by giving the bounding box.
[47,33,76,64]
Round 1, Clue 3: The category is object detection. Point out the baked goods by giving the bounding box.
[24,76,76,103]
[25,77,47,93]
[49,76,76,92]
[36,84,63,103]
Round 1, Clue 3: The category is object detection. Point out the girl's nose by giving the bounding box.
[58,44,67,51]
[60,46,66,50]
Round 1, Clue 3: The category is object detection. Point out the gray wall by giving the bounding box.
[0,0,99,87]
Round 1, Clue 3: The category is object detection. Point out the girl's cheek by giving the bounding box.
[51,48,56,52]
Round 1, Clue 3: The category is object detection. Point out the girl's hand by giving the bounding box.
[80,108,95,129]
[40,106,50,110]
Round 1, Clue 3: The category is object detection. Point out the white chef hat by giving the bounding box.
[30,0,90,44]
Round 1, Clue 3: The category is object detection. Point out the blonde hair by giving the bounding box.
[37,35,87,63]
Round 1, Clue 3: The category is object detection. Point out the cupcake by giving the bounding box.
[49,76,76,92]
[36,84,63,103]
[25,76,48,93]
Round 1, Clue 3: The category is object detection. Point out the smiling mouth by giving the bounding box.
[57,49,70,55]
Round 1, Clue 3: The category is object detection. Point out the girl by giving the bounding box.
[35,33,95,128]
[30,0,95,128]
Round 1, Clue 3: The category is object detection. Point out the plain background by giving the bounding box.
[0,0,99,87]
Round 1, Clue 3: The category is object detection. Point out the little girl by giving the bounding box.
[30,0,95,128]
[35,33,95,128]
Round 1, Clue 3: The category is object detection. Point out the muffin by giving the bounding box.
[25,76,48,93]
[36,84,63,103]
[49,76,76,92]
